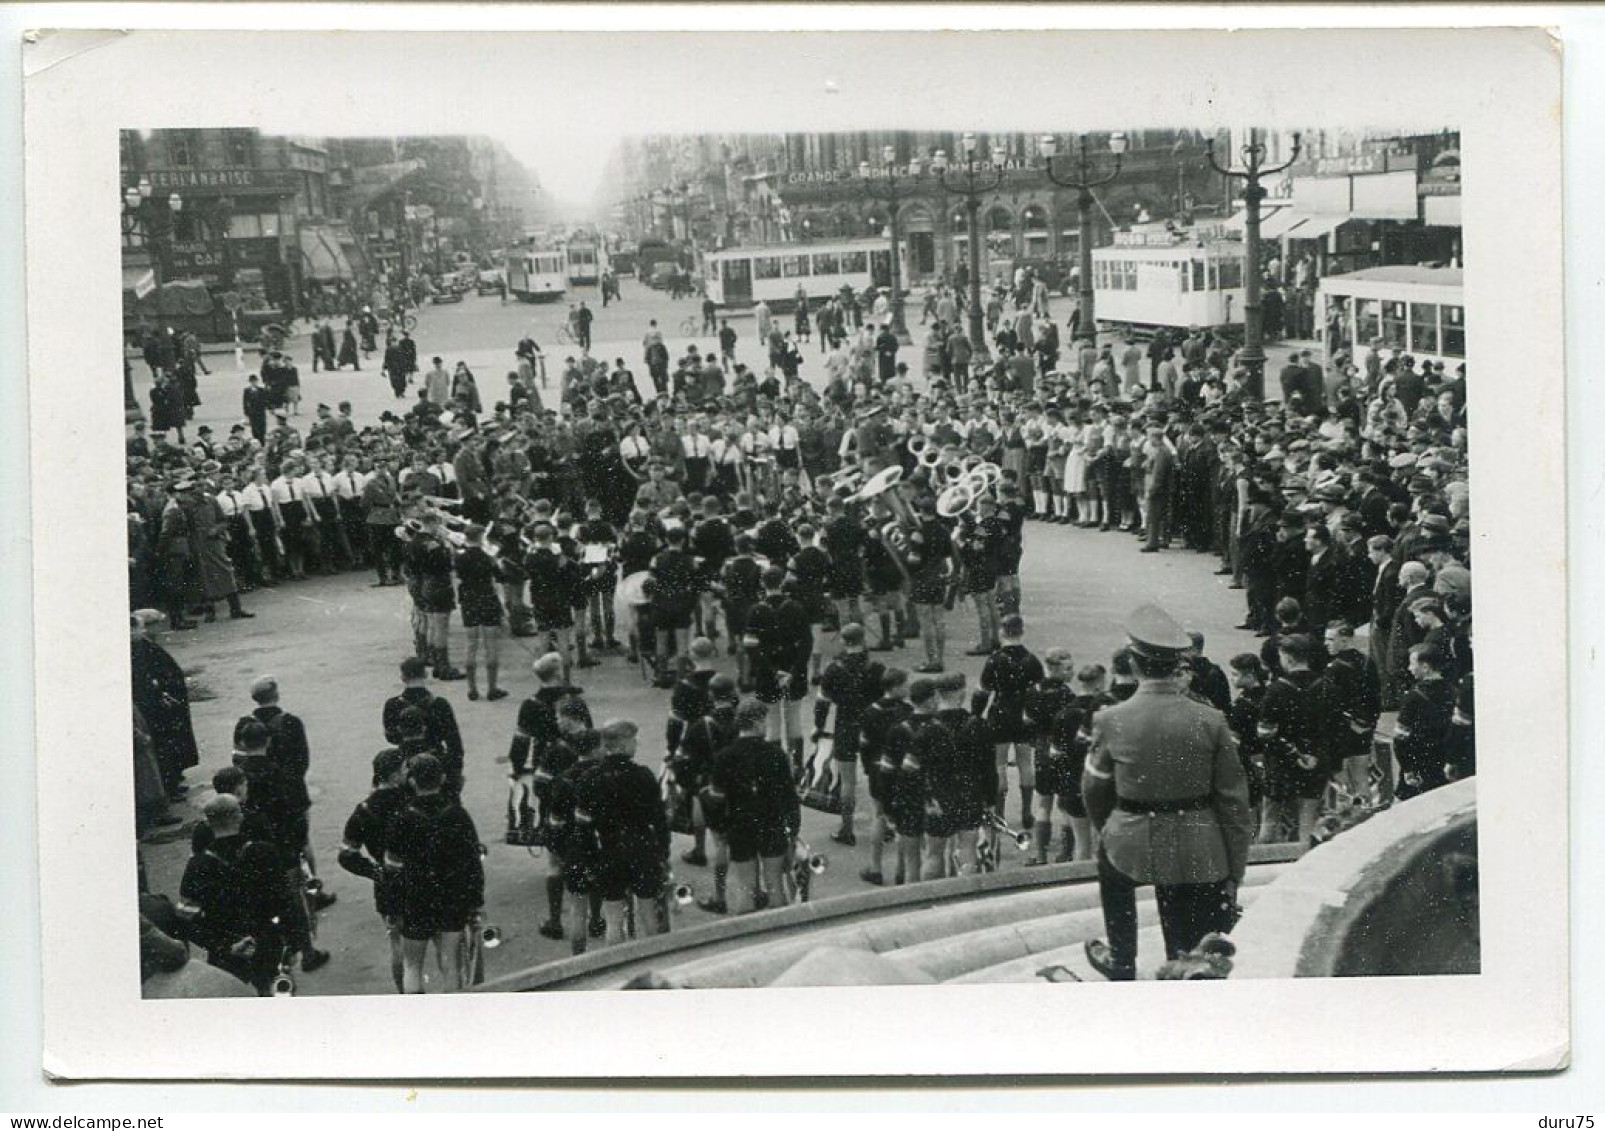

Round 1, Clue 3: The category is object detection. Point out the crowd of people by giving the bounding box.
[131,265,1474,993]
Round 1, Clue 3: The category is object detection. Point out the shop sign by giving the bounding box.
[127,167,299,195]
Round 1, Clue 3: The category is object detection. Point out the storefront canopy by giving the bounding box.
[299,225,355,281]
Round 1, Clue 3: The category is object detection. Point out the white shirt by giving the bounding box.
[711,437,743,466]
[215,490,242,518]
[767,424,800,451]
[620,435,652,463]
[297,472,330,500]
[269,477,302,505]
[682,433,711,460]
[331,468,369,499]
[239,483,271,512]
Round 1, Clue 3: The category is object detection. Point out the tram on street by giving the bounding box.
[701,237,892,311]
[1317,265,1464,369]
[505,247,568,303]
[563,235,603,286]
[1091,228,1247,334]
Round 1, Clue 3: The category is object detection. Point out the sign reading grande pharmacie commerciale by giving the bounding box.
[125,167,300,195]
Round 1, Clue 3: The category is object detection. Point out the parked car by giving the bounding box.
[476,268,504,296]
[1013,256,1074,296]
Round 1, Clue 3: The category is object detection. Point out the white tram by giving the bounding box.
[563,236,602,286]
[506,248,567,303]
[701,237,892,311]
[1317,265,1464,370]
[1091,228,1247,334]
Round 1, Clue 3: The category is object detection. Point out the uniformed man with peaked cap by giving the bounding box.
[1080,603,1254,980]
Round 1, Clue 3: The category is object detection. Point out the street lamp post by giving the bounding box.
[931,133,1008,362]
[1206,127,1302,401]
[856,144,918,344]
[1037,132,1128,345]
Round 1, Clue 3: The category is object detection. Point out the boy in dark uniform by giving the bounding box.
[978,614,1046,829]
[337,748,412,991]
[936,672,996,876]
[886,678,941,885]
[534,700,600,944]
[1312,622,1382,801]
[1392,643,1456,800]
[709,700,801,915]
[746,566,813,773]
[1257,634,1325,844]
[678,676,742,913]
[857,667,913,886]
[817,623,884,847]
[666,637,719,865]
[1022,648,1079,865]
[720,535,764,683]
[575,720,670,946]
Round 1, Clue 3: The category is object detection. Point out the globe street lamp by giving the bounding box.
[1038,131,1127,345]
[931,132,1008,362]
[1206,128,1302,401]
[856,144,919,344]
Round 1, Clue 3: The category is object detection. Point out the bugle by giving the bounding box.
[906,435,930,459]
[984,810,1032,852]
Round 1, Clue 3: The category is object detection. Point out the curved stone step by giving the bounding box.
[899,870,1281,984]
[646,882,1110,990]
[957,888,1267,984]
[897,903,1154,983]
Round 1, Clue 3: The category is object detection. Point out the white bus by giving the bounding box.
[564,236,602,286]
[1317,265,1464,370]
[702,237,892,312]
[1092,236,1247,334]
[506,248,567,303]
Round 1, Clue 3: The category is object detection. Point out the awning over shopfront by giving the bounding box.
[122,264,156,300]
[299,225,355,281]
[1225,206,1347,244]
[1283,212,1348,243]
[1224,204,1302,240]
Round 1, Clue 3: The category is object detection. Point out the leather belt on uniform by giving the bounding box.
[1114,794,1213,815]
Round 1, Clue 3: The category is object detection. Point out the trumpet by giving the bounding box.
[794,842,829,875]
[815,467,864,499]
[984,811,1033,852]
[907,435,930,459]
[270,962,297,998]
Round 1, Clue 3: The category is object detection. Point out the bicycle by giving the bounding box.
[382,308,418,335]
[555,323,576,347]
[678,314,701,337]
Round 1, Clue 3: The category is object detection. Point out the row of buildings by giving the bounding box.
[602,129,1462,287]
[120,129,550,335]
